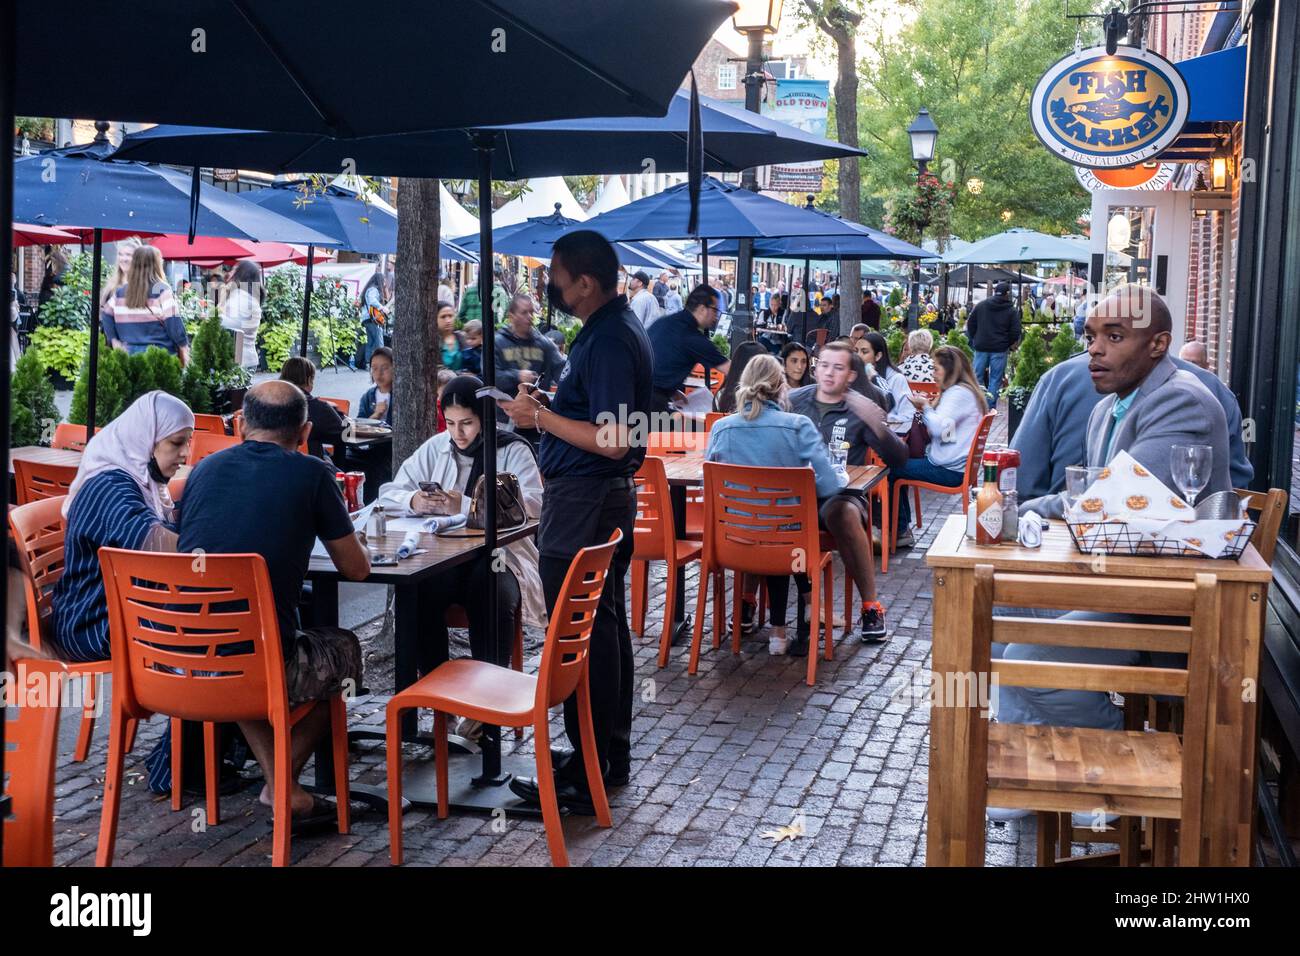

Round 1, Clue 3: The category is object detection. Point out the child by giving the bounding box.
[461,319,483,375]
[435,368,456,434]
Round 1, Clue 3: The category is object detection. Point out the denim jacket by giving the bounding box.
[704,400,843,499]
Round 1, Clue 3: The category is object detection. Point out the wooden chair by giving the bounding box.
[891,410,995,549]
[630,456,704,668]
[970,565,1218,866]
[188,431,241,465]
[2,657,66,866]
[1237,487,1286,565]
[386,531,621,867]
[51,423,97,451]
[13,458,78,505]
[96,550,351,867]
[690,463,834,686]
[319,396,351,417]
[191,413,228,435]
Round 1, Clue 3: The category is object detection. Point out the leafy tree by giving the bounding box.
[10,349,60,447]
[943,327,974,360]
[856,0,1094,241]
[1049,322,1082,366]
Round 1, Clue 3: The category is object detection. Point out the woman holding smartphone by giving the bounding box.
[374,375,545,671]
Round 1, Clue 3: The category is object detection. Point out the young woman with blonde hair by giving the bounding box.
[100,235,143,308]
[100,244,190,363]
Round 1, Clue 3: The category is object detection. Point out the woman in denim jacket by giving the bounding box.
[705,355,842,656]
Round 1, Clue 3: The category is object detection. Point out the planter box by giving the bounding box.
[215,387,247,415]
[1007,400,1025,439]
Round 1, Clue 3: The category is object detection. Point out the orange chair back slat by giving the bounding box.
[963,411,998,487]
[188,431,240,465]
[2,657,67,866]
[191,413,227,435]
[51,423,97,451]
[319,396,351,416]
[702,462,822,577]
[13,458,78,506]
[8,497,67,652]
[704,411,726,432]
[98,549,288,725]
[633,457,675,563]
[535,531,621,710]
[909,382,941,401]
[645,430,707,456]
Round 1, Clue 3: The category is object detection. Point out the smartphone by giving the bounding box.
[370,553,399,567]
[418,481,444,495]
[475,385,515,403]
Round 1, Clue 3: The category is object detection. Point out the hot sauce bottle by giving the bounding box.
[976,458,1004,545]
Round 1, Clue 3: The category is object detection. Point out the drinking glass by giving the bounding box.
[1171,444,1213,507]
[1064,465,1105,515]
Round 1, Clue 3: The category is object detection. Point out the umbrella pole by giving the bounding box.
[701,239,708,290]
[473,133,506,787]
[86,228,104,439]
[803,258,811,347]
[299,244,315,357]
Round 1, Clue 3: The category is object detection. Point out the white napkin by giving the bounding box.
[1017,511,1044,548]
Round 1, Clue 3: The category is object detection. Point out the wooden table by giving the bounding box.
[307,520,539,812]
[8,446,81,473]
[924,514,1271,866]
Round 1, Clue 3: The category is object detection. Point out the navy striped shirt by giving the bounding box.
[52,469,170,662]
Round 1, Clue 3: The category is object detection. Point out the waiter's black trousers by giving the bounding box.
[538,475,636,785]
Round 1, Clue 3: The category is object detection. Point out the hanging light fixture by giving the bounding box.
[907,108,939,168]
[1211,155,1228,190]
[732,0,785,33]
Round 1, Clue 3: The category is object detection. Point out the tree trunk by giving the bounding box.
[394,177,441,466]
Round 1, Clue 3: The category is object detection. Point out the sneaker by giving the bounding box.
[768,633,790,656]
[894,529,916,549]
[452,716,483,743]
[733,599,759,637]
[860,602,888,644]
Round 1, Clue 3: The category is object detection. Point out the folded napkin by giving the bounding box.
[1018,511,1044,549]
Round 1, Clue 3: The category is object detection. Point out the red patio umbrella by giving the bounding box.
[1044,274,1086,288]
[151,235,336,267]
[12,222,79,246]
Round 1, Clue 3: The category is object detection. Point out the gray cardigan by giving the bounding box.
[1021,354,1233,518]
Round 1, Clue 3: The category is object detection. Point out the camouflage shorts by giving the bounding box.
[285,627,362,704]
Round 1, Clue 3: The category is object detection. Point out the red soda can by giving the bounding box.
[334,471,347,501]
[343,472,366,512]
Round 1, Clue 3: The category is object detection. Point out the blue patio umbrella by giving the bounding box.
[706,218,927,260]
[12,135,337,433]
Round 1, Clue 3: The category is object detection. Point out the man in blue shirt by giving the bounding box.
[500,230,652,813]
[646,283,730,417]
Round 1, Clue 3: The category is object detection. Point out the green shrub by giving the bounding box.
[258,321,299,375]
[1008,324,1049,408]
[257,268,363,373]
[126,347,185,407]
[943,327,974,360]
[34,252,110,330]
[10,349,60,447]
[27,326,90,381]
[1049,323,1083,366]
[710,332,730,359]
[69,337,131,426]
[886,287,903,309]
[886,327,906,364]
[183,309,250,413]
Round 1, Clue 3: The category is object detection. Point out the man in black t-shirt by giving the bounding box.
[179,381,370,822]
[500,230,651,813]
[646,283,731,417]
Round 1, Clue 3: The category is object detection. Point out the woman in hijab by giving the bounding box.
[52,391,194,792]
[376,375,545,672]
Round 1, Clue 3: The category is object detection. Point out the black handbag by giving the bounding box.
[467,472,528,531]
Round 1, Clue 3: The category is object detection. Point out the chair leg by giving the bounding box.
[913,486,922,530]
[754,576,766,638]
[1153,818,1176,866]
[731,570,743,655]
[330,696,350,835]
[657,556,678,669]
[1117,815,1142,866]
[434,711,449,820]
[386,700,406,865]
[271,719,292,867]
[712,571,725,650]
[170,716,184,812]
[806,576,821,686]
[578,677,612,829]
[124,717,138,754]
[95,706,129,867]
[842,562,853,640]
[629,558,648,638]
[688,559,711,675]
[1036,813,1059,866]
[512,613,524,740]
[877,487,890,574]
[204,721,220,826]
[889,483,903,555]
[824,563,835,661]
[74,674,98,762]
[532,718,568,867]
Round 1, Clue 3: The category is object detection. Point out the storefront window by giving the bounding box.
[1103,204,1157,290]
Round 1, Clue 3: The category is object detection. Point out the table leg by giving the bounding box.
[670,484,691,642]
[925,567,987,866]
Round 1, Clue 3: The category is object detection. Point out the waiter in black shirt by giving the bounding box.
[500,231,651,813]
[646,283,730,418]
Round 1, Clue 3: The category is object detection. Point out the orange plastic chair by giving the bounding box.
[703,411,727,432]
[319,396,351,416]
[909,382,941,401]
[188,430,241,465]
[51,423,98,451]
[2,657,67,866]
[644,432,707,541]
[191,413,228,435]
[444,603,526,738]
[689,363,725,395]
[95,550,351,867]
[386,531,621,868]
[690,463,834,686]
[868,448,891,575]
[891,410,996,547]
[14,458,78,506]
[630,456,705,668]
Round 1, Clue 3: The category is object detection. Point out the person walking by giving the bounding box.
[627,270,661,328]
[965,280,1021,406]
[219,259,263,371]
[359,268,390,367]
[500,230,651,813]
[99,244,189,363]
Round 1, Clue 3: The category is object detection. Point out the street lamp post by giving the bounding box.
[906,107,938,332]
[730,0,783,351]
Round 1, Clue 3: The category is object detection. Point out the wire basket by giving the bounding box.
[1065,519,1256,561]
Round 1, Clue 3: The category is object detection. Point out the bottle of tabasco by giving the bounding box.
[975,459,1004,545]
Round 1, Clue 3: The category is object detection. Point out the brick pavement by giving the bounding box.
[43,413,1115,867]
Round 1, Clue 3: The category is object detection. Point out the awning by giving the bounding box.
[1159,44,1246,161]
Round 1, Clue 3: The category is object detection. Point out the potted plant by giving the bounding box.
[183,309,252,413]
[10,349,60,447]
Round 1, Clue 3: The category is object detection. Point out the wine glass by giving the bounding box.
[1170,444,1213,507]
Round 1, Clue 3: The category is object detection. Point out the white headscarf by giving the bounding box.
[62,391,195,521]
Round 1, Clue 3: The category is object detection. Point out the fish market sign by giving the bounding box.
[1031,46,1189,168]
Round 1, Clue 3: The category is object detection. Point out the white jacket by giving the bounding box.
[220,288,262,369]
[376,431,547,628]
[921,384,983,470]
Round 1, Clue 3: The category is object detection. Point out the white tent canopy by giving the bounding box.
[942,228,1089,265]
[439,183,481,239]
[494,177,587,226]
[587,175,631,217]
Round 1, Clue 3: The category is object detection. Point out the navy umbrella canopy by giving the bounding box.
[15,0,737,137]
[706,216,928,261]
[451,206,692,270]
[112,91,865,179]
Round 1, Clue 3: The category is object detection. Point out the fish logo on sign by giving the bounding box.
[1030,46,1189,168]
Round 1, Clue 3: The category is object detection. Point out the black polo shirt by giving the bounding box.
[539,294,653,480]
[646,308,728,393]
